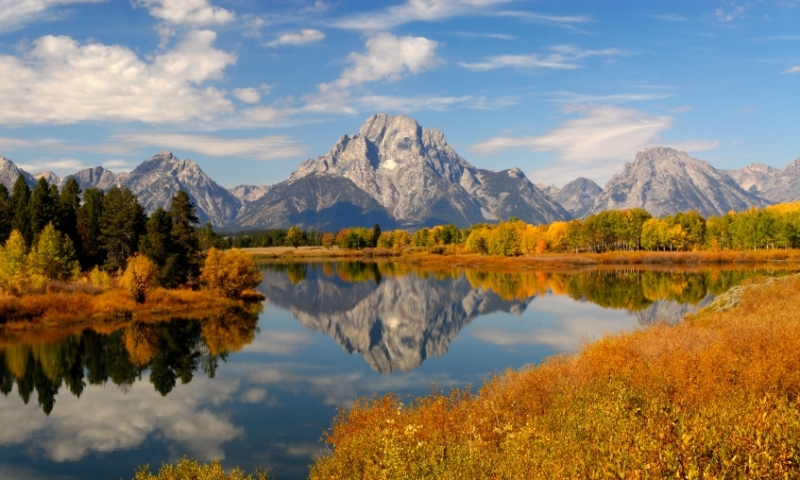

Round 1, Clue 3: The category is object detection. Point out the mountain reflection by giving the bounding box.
[0,305,260,414]
[259,262,792,373]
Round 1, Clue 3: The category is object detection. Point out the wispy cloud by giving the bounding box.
[469,105,719,186]
[448,31,515,40]
[549,91,672,103]
[267,29,325,47]
[459,45,623,71]
[783,65,800,73]
[0,0,104,33]
[332,0,512,30]
[714,5,748,22]
[113,133,307,160]
[494,11,590,25]
[650,13,688,22]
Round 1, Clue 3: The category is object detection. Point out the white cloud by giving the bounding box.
[714,5,748,22]
[321,32,441,90]
[114,133,306,160]
[0,0,104,32]
[470,105,719,186]
[549,91,673,103]
[241,331,313,355]
[494,11,590,25]
[233,87,261,104]
[267,29,325,47]
[357,94,474,112]
[133,0,234,25]
[783,65,800,73]
[0,30,236,125]
[0,377,242,462]
[240,388,268,403]
[459,45,623,71]
[650,13,688,21]
[17,157,88,173]
[333,0,512,30]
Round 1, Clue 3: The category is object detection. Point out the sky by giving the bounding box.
[0,0,798,189]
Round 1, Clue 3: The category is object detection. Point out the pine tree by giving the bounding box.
[58,178,82,253]
[168,191,200,284]
[10,175,32,245]
[77,188,105,269]
[29,222,80,281]
[139,207,176,286]
[0,184,12,244]
[100,186,148,271]
[29,177,58,238]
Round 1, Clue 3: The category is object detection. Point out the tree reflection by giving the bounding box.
[0,304,261,414]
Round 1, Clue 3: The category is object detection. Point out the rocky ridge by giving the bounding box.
[553,177,603,218]
[590,147,766,217]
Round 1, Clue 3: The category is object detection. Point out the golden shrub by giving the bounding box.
[200,248,263,299]
[121,254,158,303]
[134,457,268,480]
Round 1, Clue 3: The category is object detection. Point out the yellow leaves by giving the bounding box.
[134,457,268,480]
[200,248,262,299]
[121,254,158,303]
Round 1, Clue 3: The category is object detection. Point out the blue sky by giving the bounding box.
[0,0,798,188]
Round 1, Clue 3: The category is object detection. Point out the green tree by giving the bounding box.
[11,175,32,245]
[371,223,382,247]
[0,230,30,293]
[197,222,221,251]
[57,178,82,252]
[28,177,58,237]
[168,191,200,284]
[0,184,12,244]
[100,186,148,271]
[29,222,80,281]
[77,188,105,269]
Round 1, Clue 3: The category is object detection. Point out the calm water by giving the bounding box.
[0,263,795,479]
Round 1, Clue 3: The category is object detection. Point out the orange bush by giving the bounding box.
[200,248,263,299]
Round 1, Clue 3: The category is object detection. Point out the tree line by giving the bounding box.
[0,174,218,292]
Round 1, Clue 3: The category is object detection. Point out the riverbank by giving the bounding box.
[309,272,800,478]
[246,245,800,268]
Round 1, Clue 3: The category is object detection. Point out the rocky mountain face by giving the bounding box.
[33,171,64,187]
[119,152,241,226]
[69,166,120,190]
[258,113,568,229]
[552,177,603,218]
[228,184,271,203]
[727,163,780,194]
[257,266,532,373]
[591,147,766,217]
[759,157,800,203]
[535,183,560,198]
[0,156,36,189]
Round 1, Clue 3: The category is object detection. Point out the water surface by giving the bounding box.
[0,263,793,479]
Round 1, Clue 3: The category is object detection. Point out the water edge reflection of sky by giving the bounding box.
[0,263,794,480]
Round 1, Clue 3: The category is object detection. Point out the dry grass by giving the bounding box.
[0,286,242,332]
[311,273,800,479]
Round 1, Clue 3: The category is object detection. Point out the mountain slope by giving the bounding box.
[591,147,765,217]
[760,157,800,203]
[68,166,120,190]
[553,177,603,218]
[727,163,779,194]
[121,152,241,226]
[0,156,36,189]
[247,113,568,229]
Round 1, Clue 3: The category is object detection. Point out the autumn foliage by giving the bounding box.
[200,247,263,299]
[311,273,800,479]
[121,254,158,303]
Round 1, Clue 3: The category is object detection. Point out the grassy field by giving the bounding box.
[309,273,800,479]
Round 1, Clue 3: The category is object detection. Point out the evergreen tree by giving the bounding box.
[0,184,12,244]
[168,191,200,284]
[197,222,220,251]
[139,207,176,286]
[10,175,32,245]
[28,177,58,237]
[100,186,148,271]
[77,188,105,269]
[58,178,82,253]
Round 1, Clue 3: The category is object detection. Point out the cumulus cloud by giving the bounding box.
[113,133,307,160]
[333,0,512,30]
[0,377,242,462]
[0,30,236,124]
[470,105,719,186]
[233,87,261,104]
[321,32,441,90]
[267,29,325,47]
[460,45,623,71]
[0,0,104,32]
[783,65,800,73]
[133,0,234,25]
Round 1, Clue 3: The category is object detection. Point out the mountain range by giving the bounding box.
[1,113,798,229]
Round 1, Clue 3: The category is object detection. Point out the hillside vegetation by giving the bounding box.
[310,273,800,479]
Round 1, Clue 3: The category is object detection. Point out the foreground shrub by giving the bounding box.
[311,274,800,479]
[200,248,263,299]
[121,254,158,303]
[134,457,268,480]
